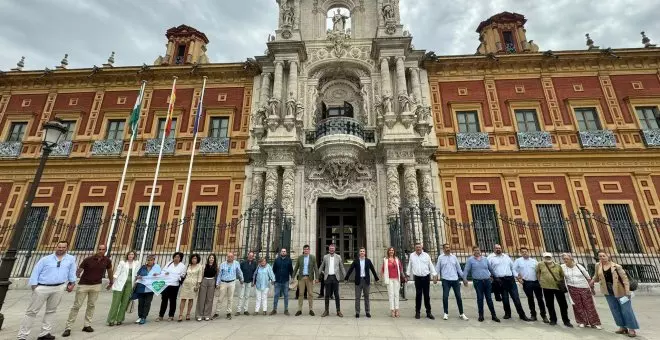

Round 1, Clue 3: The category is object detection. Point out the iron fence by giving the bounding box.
[390,206,660,283]
[0,204,293,277]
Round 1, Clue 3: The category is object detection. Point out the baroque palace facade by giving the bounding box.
[1,1,660,272]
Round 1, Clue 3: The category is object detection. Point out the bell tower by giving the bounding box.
[154,25,211,65]
[475,12,539,54]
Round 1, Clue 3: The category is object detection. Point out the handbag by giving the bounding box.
[545,262,567,293]
[615,266,638,292]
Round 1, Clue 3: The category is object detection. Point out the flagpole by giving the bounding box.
[176,76,207,251]
[138,76,177,264]
[106,80,146,255]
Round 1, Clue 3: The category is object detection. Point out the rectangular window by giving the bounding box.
[133,206,160,251]
[75,206,103,250]
[635,106,660,130]
[515,109,540,132]
[18,207,49,250]
[574,108,601,131]
[209,117,229,138]
[604,204,641,253]
[536,204,571,252]
[193,206,218,251]
[157,118,177,139]
[61,121,76,141]
[502,31,516,52]
[106,120,125,140]
[456,111,480,133]
[7,122,27,142]
[470,204,500,249]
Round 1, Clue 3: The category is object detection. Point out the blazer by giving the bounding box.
[345,257,379,285]
[593,262,630,298]
[293,254,319,280]
[112,260,140,291]
[319,253,346,280]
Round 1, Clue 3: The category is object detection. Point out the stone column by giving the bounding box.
[249,170,265,251]
[403,165,423,244]
[187,40,195,63]
[260,73,272,106]
[418,166,436,251]
[288,61,298,100]
[281,166,295,217]
[262,166,279,255]
[409,67,422,104]
[272,61,284,101]
[386,164,401,216]
[380,57,392,97]
[395,56,407,96]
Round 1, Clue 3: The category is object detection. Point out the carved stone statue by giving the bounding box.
[286,92,296,118]
[254,106,267,126]
[295,101,304,121]
[268,97,280,118]
[382,95,393,113]
[528,40,539,53]
[398,93,412,113]
[382,4,395,21]
[332,9,348,32]
[280,0,294,26]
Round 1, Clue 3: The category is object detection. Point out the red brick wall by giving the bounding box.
[552,76,612,125]
[438,81,489,128]
[2,94,49,136]
[148,88,194,135]
[202,87,245,132]
[71,181,120,245]
[495,79,552,127]
[95,90,139,135]
[120,180,174,247]
[176,179,231,247]
[0,182,14,222]
[31,181,65,246]
[52,92,96,136]
[610,74,660,124]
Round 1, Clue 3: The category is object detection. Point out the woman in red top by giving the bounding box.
[381,247,405,318]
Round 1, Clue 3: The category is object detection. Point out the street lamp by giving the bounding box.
[0,118,67,329]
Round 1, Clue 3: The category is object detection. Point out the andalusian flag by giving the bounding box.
[164,79,177,138]
[129,82,146,137]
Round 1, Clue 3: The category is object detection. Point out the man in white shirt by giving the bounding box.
[514,247,548,323]
[436,243,468,321]
[488,244,531,321]
[406,243,437,320]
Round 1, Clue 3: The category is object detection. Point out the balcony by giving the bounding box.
[0,141,22,158]
[145,138,176,155]
[314,117,366,164]
[200,137,230,154]
[578,130,616,149]
[91,139,123,156]
[641,129,660,147]
[456,132,490,150]
[517,131,553,149]
[50,141,72,157]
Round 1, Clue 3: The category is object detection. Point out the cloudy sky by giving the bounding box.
[0,0,658,71]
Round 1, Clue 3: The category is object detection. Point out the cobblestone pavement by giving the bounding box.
[1,287,658,340]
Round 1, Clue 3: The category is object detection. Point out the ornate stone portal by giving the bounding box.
[244,0,442,261]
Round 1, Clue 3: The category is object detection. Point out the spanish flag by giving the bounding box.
[164,77,177,138]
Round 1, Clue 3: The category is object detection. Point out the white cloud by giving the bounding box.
[0,0,658,71]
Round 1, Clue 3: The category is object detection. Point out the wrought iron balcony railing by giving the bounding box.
[50,141,73,157]
[578,130,616,149]
[456,132,490,150]
[0,141,22,158]
[145,138,176,155]
[315,117,364,141]
[200,137,230,154]
[174,56,185,65]
[641,129,660,147]
[91,139,123,156]
[517,131,553,149]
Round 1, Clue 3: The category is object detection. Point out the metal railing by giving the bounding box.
[389,207,660,283]
[0,203,293,277]
[0,142,22,158]
[456,132,490,150]
[315,117,364,141]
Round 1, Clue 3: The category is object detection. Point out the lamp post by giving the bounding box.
[0,119,67,329]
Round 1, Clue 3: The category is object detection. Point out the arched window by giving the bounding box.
[322,101,354,120]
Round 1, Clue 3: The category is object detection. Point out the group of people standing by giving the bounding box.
[18,240,642,340]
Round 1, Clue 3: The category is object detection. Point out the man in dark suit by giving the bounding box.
[293,244,319,316]
[345,247,379,318]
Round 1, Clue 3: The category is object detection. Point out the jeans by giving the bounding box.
[414,275,431,314]
[522,280,546,318]
[273,281,289,311]
[159,285,179,318]
[605,295,639,330]
[441,279,463,315]
[137,292,154,319]
[497,276,527,318]
[543,288,570,324]
[473,279,496,317]
[324,275,340,312]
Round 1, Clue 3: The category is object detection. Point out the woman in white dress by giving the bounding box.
[178,254,202,321]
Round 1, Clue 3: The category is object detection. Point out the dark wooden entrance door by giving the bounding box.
[317,198,365,270]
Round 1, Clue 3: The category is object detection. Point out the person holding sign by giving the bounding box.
[134,255,161,325]
[157,252,186,322]
[215,252,244,320]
